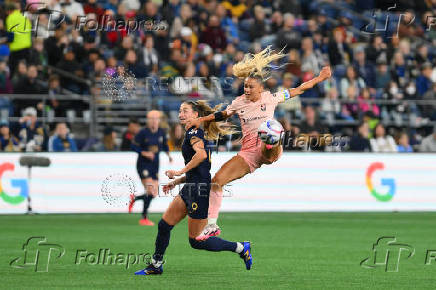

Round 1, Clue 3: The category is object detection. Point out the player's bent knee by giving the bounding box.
[211,176,224,189]
[189,238,204,250]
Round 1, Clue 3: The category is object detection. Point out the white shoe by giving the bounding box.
[195,224,222,241]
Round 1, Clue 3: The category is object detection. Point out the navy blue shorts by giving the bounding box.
[179,181,210,219]
[136,165,158,180]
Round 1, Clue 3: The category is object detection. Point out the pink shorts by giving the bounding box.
[237,144,283,173]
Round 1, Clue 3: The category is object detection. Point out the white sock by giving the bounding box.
[235,242,244,254]
[208,218,217,225]
[152,258,163,267]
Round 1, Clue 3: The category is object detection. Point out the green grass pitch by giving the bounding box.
[1,212,436,289]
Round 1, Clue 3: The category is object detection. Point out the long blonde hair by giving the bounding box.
[184,100,236,141]
[232,46,287,80]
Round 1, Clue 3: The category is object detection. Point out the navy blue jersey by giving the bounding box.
[131,127,169,171]
[182,127,211,183]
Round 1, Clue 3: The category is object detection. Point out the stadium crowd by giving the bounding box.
[1,0,436,152]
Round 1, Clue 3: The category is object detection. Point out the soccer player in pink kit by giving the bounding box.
[187,47,332,240]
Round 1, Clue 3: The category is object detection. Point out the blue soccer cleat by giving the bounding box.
[134,263,163,275]
[239,241,252,270]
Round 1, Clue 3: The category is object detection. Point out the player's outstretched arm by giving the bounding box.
[286,66,332,99]
[186,110,231,128]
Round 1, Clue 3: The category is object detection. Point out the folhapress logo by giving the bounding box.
[0,162,29,205]
[10,237,65,272]
[360,236,415,272]
[366,162,396,202]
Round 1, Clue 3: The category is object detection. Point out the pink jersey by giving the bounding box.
[226,91,282,150]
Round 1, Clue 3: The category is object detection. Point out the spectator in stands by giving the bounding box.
[142,35,159,74]
[353,46,376,89]
[56,47,84,94]
[49,122,78,152]
[168,123,184,151]
[419,126,436,152]
[301,37,322,75]
[415,43,429,66]
[170,62,195,95]
[93,126,120,151]
[249,5,270,43]
[365,35,388,64]
[11,60,27,87]
[328,28,352,67]
[300,106,327,136]
[200,15,227,52]
[285,49,302,77]
[13,64,45,94]
[0,59,12,93]
[44,27,68,66]
[222,0,247,18]
[341,86,359,120]
[422,83,436,120]
[18,107,48,152]
[124,49,148,78]
[0,121,20,152]
[358,88,380,117]
[321,87,341,123]
[6,2,32,77]
[216,3,239,44]
[375,61,391,89]
[416,62,433,96]
[391,51,408,86]
[270,11,284,34]
[396,132,413,152]
[53,0,85,21]
[84,0,105,18]
[121,118,141,151]
[276,13,302,51]
[370,123,397,152]
[276,73,301,119]
[170,3,193,38]
[340,66,365,98]
[28,38,47,70]
[48,74,72,118]
[13,65,46,113]
[114,36,136,62]
[90,58,107,82]
[349,122,371,152]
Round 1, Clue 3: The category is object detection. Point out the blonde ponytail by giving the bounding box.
[232,46,287,80]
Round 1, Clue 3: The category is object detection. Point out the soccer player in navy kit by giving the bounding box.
[129,110,172,226]
[135,101,252,275]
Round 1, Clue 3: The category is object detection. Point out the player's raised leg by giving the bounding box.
[197,155,251,241]
[135,195,187,275]
[188,217,252,270]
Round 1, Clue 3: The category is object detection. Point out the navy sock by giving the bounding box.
[134,194,145,201]
[153,219,174,261]
[142,195,154,218]
[189,237,237,252]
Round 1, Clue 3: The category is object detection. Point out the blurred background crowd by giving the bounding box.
[0,0,436,153]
